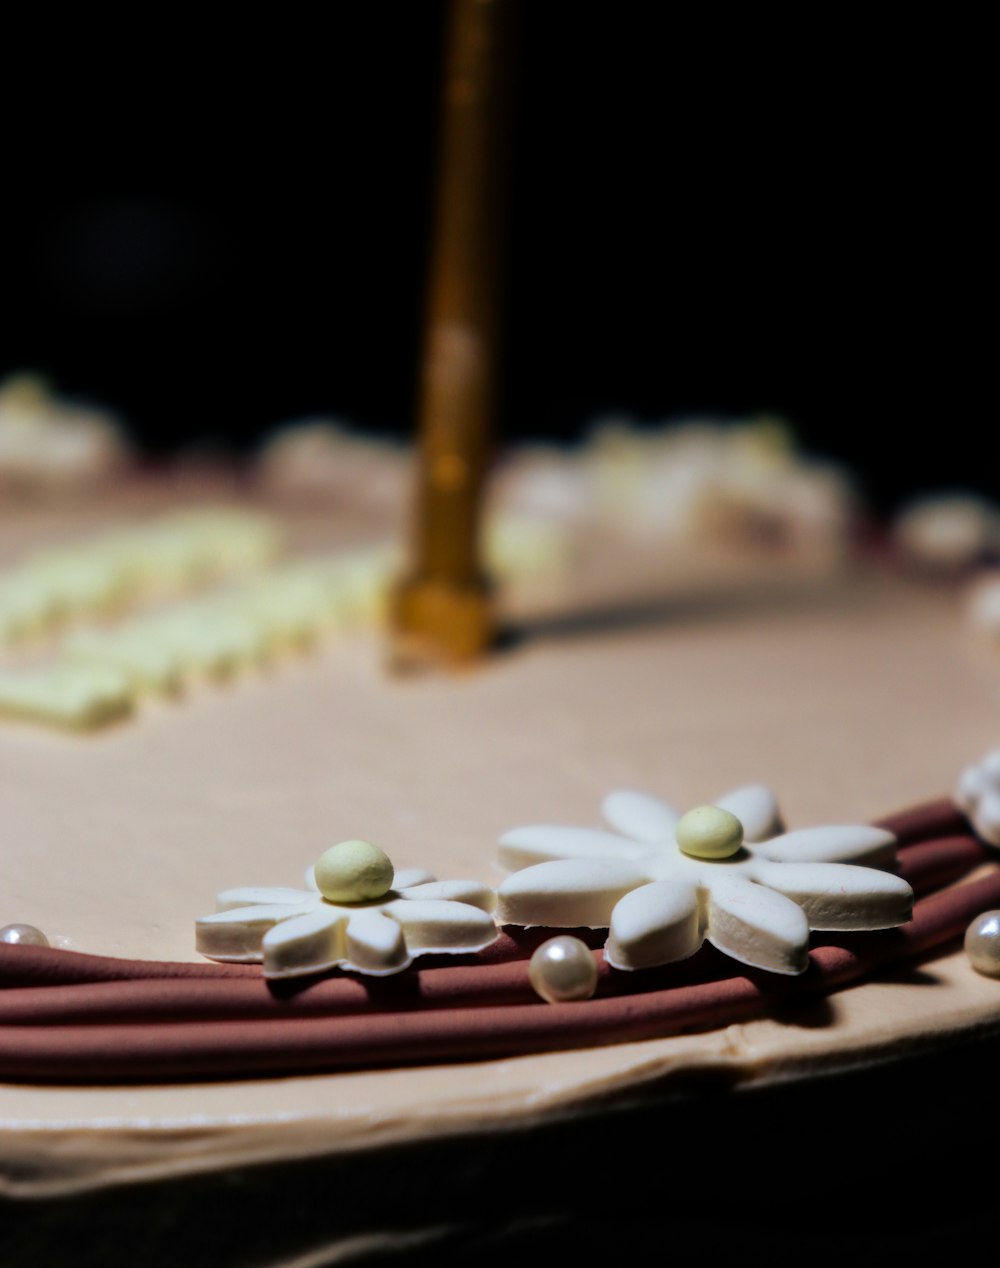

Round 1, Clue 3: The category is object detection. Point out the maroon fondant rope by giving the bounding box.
[1,868,998,1082]
[0,798,995,1083]
[0,828,988,1028]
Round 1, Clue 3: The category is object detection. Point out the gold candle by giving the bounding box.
[390,0,515,669]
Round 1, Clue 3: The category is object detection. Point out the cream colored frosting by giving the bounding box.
[3,487,1000,1197]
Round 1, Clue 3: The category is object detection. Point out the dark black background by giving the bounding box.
[0,4,989,515]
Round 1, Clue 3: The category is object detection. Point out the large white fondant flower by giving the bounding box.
[496,785,912,975]
[197,863,498,979]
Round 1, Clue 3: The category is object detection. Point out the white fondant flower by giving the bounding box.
[496,785,912,975]
[955,750,1000,847]
[197,860,498,979]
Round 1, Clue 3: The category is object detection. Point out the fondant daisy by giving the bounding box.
[496,785,912,975]
[197,839,498,978]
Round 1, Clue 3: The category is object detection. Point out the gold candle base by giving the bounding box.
[389,575,495,672]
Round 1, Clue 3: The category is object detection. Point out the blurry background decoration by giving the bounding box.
[0,2,988,518]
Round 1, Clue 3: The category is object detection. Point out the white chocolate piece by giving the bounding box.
[0,507,283,650]
[497,784,911,974]
[0,664,133,731]
[137,605,271,679]
[314,841,394,903]
[64,629,184,695]
[955,750,1000,847]
[676,805,743,859]
[197,871,498,978]
[964,910,1000,977]
[0,573,63,643]
[529,936,599,1003]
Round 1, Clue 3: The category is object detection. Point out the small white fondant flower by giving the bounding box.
[496,785,911,976]
[197,842,498,979]
[955,750,1000,847]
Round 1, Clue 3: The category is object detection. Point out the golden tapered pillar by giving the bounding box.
[390,0,515,669]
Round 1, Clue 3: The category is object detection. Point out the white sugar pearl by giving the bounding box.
[0,923,50,947]
[529,935,598,1003]
[965,910,1000,977]
[676,805,744,859]
[314,840,394,903]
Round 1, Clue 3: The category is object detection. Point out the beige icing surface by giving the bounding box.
[3,488,1000,1195]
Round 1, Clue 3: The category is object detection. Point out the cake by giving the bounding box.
[2,417,1000,1265]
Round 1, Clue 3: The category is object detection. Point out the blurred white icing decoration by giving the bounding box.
[955,750,1000,847]
[0,372,131,494]
[197,844,497,978]
[496,785,911,975]
[490,414,858,557]
[891,493,1000,573]
[254,418,412,507]
[0,663,134,730]
[0,508,284,649]
[964,572,1000,637]
[489,442,597,525]
[0,497,570,731]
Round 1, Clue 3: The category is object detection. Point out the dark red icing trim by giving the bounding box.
[872,797,969,845]
[1,871,999,1082]
[0,823,996,1083]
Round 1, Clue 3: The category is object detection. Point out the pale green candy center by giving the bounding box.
[676,805,743,859]
[314,839,394,902]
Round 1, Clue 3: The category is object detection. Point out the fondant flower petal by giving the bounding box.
[752,861,913,930]
[391,867,438,889]
[601,790,679,843]
[497,858,649,929]
[395,878,496,913]
[263,907,347,978]
[197,903,310,963]
[752,824,897,867]
[705,875,810,975]
[382,898,498,953]
[714,785,783,843]
[497,826,647,871]
[605,880,701,971]
[343,909,408,974]
[215,886,314,912]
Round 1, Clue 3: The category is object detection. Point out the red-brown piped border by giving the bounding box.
[0,800,996,1083]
